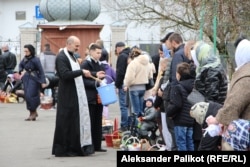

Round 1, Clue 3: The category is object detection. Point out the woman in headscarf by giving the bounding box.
[208,39,250,125]
[194,41,228,105]
[206,39,250,151]
[19,44,46,121]
[190,41,228,150]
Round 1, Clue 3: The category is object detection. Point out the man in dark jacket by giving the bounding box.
[115,42,131,132]
[40,74,59,108]
[168,33,189,85]
[81,43,107,152]
[1,44,17,74]
[0,49,7,89]
[39,43,57,97]
[96,39,109,62]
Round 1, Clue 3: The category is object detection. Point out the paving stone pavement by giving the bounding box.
[0,102,121,167]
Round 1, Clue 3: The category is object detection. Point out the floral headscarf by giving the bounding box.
[222,119,250,151]
[194,41,221,78]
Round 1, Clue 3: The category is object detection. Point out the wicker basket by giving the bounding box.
[104,131,121,148]
[0,91,7,103]
[112,131,121,149]
[40,96,53,110]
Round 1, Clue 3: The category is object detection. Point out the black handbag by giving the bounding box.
[145,78,154,90]
[187,88,205,106]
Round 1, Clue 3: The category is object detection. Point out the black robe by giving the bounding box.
[52,50,93,156]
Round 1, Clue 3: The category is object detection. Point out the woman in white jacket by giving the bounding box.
[124,49,152,123]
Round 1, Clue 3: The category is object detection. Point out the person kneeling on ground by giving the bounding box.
[40,74,59,109]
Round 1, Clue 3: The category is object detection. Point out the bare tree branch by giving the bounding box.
[102,0,250,54]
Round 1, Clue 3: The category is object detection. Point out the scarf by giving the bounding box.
[64,48,92,147]
[222,119,250,151]
[195,42,221,78]
[235,39,250,71]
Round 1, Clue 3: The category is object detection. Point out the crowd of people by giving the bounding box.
[113,32,250,152]
[1,32,249,157]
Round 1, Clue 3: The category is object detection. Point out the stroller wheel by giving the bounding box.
[121,131,132,144]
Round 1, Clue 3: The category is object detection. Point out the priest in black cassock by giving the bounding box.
[52,36,94,157]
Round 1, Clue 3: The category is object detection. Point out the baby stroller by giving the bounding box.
[2,72,25,103]
[121,112,162,147]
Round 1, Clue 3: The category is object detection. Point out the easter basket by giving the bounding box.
[124,136,141,151]
[112,132,121,149]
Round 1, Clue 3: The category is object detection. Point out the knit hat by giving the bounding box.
[222,119,250,151]
[115,42,125,48]
[146,97,154,104]
[190,102,209,125]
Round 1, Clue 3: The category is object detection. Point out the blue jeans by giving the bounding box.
[118,88,129,128]
[129,90,145,117]
[174,126,194,151]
